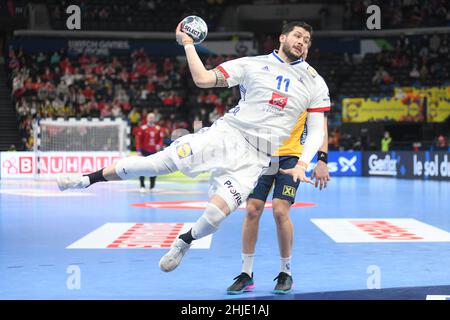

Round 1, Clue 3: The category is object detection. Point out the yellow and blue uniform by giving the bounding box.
[248,112,307,203]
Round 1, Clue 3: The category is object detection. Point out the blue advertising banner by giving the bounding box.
[362,151,450,181]
[307,151,362,177]
[10,37,208,56]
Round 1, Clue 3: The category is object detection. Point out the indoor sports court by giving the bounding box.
[1,172,449,300]
[1,0,449,302]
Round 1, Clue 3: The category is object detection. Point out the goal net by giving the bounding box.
[33,118,130,179]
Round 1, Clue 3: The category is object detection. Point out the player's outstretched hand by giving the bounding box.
[175,22,194,46]
[280,166,314,184]
[311,160,330,190]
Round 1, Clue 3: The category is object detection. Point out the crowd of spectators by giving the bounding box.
[47,0,226,32]
[7,47,239,150]
[343,0,450,30]
[371,33,450,87]
[4,0,450,152]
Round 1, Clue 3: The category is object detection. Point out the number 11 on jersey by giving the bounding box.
[276,75,290,92]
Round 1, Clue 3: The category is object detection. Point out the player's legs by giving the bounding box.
[272,198,293,264]
[270,156,299,294]
[143,150,156,190]
[227,172,273,294]
[225,198,264,295]
[241,174,274,274]
[271,199,295,295]
[57,148,176,191]
[139,176,146,189]
[150,176,156,189]
[158,121,271,273]
[242,198,265,255]
[159,161,268,273]
[159,194,231,272]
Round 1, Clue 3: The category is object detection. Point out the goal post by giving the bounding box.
[33,117,130,179]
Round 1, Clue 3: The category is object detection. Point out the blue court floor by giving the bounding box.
[0,176,449,300]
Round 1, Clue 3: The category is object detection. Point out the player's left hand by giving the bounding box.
[311,160,330,190]
[280,166,314,185]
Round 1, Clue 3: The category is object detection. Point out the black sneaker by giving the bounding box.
[226,272,255,295]
[273,272,293,294]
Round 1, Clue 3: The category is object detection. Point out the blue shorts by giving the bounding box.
[248,156,300,204]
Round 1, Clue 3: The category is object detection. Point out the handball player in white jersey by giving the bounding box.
[57,21,331,273]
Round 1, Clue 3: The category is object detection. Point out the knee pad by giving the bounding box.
[192,203,227,239]
[203,203,227,228]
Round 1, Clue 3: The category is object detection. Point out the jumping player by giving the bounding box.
[57,21,331,276]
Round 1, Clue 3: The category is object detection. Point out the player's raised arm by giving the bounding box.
[176,23,224,88]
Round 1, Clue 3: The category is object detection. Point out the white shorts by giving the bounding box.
[167,119,271,211]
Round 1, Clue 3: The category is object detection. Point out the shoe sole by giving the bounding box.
[159,258,179,272]
[159,242,191,272]
[226,283,255,295]
[272,288,292,295]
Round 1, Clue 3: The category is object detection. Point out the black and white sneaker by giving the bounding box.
[159,238,191,272]
[226,272,255,295]
[56,174,90,191]
[272,272,293,294]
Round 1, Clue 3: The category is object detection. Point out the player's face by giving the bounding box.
[280,26,311,62]
[147,113,156,124]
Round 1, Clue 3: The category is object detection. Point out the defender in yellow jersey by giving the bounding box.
[227,46,330,295]
[275,111,308,158]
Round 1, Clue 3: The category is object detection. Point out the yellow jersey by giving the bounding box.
[274,111,307,157]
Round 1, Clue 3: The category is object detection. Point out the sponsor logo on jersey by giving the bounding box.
[224,180,243,206]
[261,66,270,72]
[307,65,318,78]
[268,92,288,109]
[282,185,296,197]
[176,143,193,159]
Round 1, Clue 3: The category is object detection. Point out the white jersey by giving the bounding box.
[217,50,330,149]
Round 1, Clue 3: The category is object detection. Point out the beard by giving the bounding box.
[281,43,303,62]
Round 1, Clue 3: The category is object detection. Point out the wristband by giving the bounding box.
[184,44,195,50]
[317,151,328,164]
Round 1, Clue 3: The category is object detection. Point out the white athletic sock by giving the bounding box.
[81,176,90,187]
[191,203,227,239]
[280,256,292,275]
[241,253,254,277]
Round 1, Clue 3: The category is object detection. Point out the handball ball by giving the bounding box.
[180,16,208,44]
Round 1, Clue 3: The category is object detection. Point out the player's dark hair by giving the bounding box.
[281,21,313,37]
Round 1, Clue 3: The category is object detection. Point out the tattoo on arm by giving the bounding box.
[212,68,228,87]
